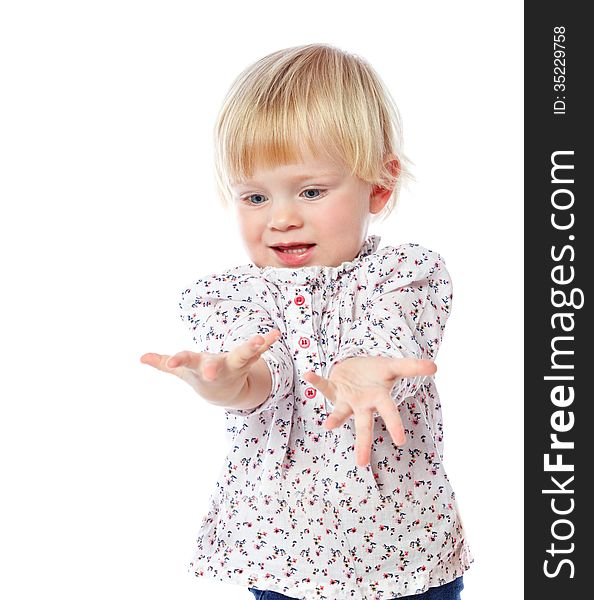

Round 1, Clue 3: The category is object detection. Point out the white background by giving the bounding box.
[0,1,523,599]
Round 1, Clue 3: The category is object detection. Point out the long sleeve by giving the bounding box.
[179,278,293,417]
[327,245,453,407]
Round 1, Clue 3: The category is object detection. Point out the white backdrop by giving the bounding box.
[0,1,523,599]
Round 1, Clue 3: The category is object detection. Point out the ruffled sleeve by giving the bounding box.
[327,244,453,407]
[178,266,293,417]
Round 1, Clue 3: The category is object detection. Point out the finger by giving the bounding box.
[262,328,281,347]
[201,357,220,381]
[353,409,374,467]
[303,371,336,401]
[141,352,198,374]
[164,350,203,371]
[226,329,281,371]
[228,336,268,370]
[140,352,161,367]
[323,402,353,430]
[375,396,406,446]
[165,351,224,384]
[389,358,437,379]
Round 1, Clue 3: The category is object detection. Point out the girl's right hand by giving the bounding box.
[140,329,281,405]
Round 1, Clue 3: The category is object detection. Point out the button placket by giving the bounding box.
[289,288,325,430]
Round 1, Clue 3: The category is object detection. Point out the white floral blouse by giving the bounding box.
[178,235,473,600]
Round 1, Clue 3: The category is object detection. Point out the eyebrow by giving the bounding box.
[286,171,341,180]
[234,171,342,187]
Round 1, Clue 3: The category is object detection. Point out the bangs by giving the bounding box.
[221,107,352,187]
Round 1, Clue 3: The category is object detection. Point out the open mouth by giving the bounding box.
[273,244,315,254]
[270,243,316,265]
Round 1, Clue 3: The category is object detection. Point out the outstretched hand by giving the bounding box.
[140,329,281,405]
[304,356,437,467]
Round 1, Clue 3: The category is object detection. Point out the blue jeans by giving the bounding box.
[249,576,464,599]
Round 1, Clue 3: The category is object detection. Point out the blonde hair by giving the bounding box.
[213,43,413,221]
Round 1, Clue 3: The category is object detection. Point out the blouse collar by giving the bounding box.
[257,235,381,287]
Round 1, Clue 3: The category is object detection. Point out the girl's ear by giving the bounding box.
[369,157,400,214]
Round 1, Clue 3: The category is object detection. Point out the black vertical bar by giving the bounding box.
[525,2,590,597]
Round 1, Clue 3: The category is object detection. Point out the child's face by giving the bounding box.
[230,151,389,268]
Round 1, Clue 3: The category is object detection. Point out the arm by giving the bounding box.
[303,246,453,466]
[238,357,275,410]
[140,330,281,412]
[305,354,437,467]
[178,289,293,417]
[326,245,452,408]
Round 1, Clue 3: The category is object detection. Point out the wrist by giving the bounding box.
[199,369,249,408]
[210,358,270,411]
[328,354,360,378]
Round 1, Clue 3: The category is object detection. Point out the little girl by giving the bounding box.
[141,43,473,600]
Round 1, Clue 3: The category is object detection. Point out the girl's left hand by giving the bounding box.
[304,357,437,467]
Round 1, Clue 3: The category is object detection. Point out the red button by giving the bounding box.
[305,387,317,399]
[294,295,305,306]
[298,337,310,349]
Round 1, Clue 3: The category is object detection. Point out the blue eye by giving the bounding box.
[245,194,267,205]
[302,188,322,199]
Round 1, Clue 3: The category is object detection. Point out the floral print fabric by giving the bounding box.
[179,236,473,599]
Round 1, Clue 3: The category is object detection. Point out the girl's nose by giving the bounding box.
[267,200,304,231]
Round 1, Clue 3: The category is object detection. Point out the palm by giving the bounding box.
[303,356,436,467]
[331,355,400,390]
